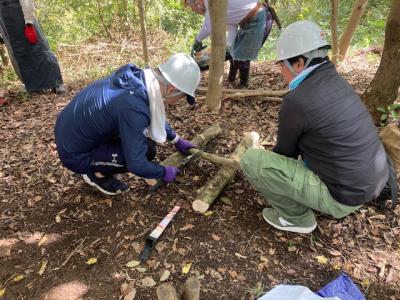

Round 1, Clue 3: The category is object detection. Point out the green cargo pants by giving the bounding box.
[240,149,361,227]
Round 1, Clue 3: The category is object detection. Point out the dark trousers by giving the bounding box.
[58,139,157,175]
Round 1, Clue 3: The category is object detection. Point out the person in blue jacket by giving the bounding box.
[55,53,201,195]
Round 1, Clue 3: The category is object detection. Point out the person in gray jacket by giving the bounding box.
[240,20,389,234]
[0,0,65,94]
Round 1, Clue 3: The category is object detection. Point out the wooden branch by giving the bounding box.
[188,148,240,169]
[137,0,149,67]
[196,95,283,103]
[196,87,288,97]
[156,283,179,300]
[181,277,201,300]
[160,124,222,167]
[192,132,260,213]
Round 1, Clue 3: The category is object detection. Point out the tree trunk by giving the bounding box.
[137,0,149,67]
[338,0,368,61]
[205,0,228,111]
[362,0,400,123]
[192,132,261,213]
[330,0,339,64]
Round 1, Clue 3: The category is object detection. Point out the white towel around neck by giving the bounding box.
[143,69,167,143]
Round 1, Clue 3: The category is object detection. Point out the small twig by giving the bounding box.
[52,238,86,271]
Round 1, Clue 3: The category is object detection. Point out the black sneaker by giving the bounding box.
[82,172,128,195]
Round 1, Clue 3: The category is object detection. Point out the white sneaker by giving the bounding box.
[262,208,317,234]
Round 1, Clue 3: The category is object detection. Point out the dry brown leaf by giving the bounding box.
[141,276,156,287]
[328,250,342,257]
[180,223,194,231]
[212,233,221,241]
[155,241,168,253]
[228,269,237,279]
[38,259,48,275]
[159,270,170,282]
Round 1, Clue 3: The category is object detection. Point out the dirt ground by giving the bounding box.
[0,45,399,300]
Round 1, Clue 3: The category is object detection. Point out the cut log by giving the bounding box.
[197,87,288,97]
[188,148,240,169]
[192,132,260,213]
[181,277,201,300]
[156,283,179,300]
[160,124,222,168]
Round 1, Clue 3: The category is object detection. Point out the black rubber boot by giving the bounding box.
[237,60,250,88]
[228,59,238,83]
[239,68,250,88]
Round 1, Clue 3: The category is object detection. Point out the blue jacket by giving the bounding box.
[55,64,176,179]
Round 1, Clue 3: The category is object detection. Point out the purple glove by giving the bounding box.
[175,138,196,155]
[163,166,180,183]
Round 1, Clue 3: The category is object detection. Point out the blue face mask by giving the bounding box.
[288,62,326,91]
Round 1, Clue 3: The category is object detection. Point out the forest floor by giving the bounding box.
[0,34,399,300]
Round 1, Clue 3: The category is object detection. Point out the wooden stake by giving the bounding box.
[188,148,240,169]
[197,87,288,97]
[160,124,222,168]
[192,132,260,213]
[181,277,201,300]
[156,283,179,300]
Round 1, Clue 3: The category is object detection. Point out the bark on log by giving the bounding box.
[181,277,201,300]
[160,124,222,167]
[137,0,150,67]
[156,283,179,300]
[192,132,260,213]
[188,148,240,169]
[197,87,288,97]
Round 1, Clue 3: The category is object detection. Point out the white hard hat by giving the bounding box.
[158,53,201,97]
[276,20,330,61]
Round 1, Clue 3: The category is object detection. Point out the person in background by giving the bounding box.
[240,21,389,234]
[0,0,65,94]
[55,53,201,195]
[185,0,276,88]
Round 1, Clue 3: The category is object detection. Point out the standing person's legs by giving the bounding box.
[230,9,266,88]
[240,149,361,233]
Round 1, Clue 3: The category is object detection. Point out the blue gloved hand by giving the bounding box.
[191,39,206,58]
[175,138,196,155]
[163,166,180,183]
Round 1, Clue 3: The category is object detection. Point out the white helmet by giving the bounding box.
[276,20,330,61]
[158,53,201,97]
